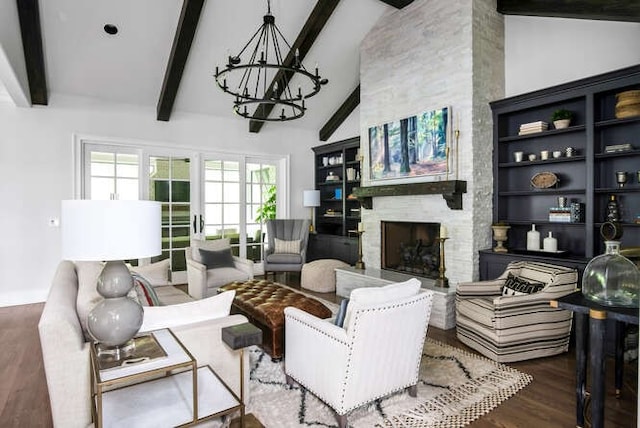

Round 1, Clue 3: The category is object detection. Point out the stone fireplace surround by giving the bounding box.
[357,0,503,285]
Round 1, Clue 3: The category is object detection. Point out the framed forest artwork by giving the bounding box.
[368,106,450,181]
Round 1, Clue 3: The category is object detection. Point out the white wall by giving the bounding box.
[505,16,640,96]
[0,95,318,306]
[0,0,30,106]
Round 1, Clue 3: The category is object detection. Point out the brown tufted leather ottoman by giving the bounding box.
[218,279,332,360]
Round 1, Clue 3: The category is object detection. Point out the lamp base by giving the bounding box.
[95,339,136,361]
[87,261,143,349]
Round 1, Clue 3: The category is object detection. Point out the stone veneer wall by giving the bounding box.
[359,0,503,284]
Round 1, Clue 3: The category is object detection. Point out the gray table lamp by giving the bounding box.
[61,200,161,357]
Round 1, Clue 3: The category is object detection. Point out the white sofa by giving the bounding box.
[38,260,250,428]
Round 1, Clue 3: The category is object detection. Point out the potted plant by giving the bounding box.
[551,109,573,129]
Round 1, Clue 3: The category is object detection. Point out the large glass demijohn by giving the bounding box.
[582,240,640,308]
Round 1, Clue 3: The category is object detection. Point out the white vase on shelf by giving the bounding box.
[543,231,557,252]
[527,224,540,251]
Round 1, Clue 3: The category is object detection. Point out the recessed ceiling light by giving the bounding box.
[103,24,118,35]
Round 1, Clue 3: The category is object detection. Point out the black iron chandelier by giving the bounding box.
[214,0,328,121]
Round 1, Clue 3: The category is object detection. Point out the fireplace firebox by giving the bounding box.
[381,221,440,279]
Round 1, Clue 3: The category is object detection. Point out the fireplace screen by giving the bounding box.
[381,221,440,279]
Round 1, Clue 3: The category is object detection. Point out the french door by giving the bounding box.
[79,139,283,280]
[148,155,193,276]
[200,157,278,262]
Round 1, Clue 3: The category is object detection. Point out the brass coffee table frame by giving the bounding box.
[90,328,243,428]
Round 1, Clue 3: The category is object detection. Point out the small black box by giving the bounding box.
[222,323,263,350]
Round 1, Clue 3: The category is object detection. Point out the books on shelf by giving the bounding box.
[548,207,572,223]
[518,121,549,135]
[604,143,633,153]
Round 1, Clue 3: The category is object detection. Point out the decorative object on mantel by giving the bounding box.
[435,225,449,287]
[213,0,328,121]
[368,106,451,181]
[355,222,365,270]
[551,108,573,129]
[530,171,559,189]
[353,180,467,210]
[491,223,511,253]
[615,90,640,119]
[61,200,161,358]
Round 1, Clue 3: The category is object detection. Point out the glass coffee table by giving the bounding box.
[90,328,242,428]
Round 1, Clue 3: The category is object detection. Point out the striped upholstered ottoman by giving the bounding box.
[301,259,350,293]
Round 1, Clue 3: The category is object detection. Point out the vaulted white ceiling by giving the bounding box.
[6,0,396,134]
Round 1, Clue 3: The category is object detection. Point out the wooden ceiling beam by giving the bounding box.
[497,0,640,22]
[17,0,47,105]
[319,84,359,141]
[377,0,414,9]
[249,0,340,133]
[156,0,205,121]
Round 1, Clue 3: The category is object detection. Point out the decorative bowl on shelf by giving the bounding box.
[531,171,559,189]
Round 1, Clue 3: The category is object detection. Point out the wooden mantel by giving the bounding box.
[353,180,467,210]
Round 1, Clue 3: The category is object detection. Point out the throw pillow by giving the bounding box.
[334,298,350,328]
[192,238,231,264]
[502,273,545,296]
[199,248,235,269]
[130,259,171,287]
[132,274,161,306]
[274,238,300,254]
[140,290,236,332]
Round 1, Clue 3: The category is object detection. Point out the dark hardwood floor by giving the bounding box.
[1,273,637,427]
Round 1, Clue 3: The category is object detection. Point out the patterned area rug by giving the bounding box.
[245,338,532,428]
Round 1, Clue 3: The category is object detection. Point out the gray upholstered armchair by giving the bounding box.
[264,219,310,277]
[186,238,254,299]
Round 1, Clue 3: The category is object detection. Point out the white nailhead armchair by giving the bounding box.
[284,279,433,428]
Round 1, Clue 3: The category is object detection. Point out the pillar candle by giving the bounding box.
[358,222,364,232]
[440,224,448,239]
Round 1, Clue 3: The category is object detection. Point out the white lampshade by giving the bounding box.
[61,200,162,261]
[303,190,321,207]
